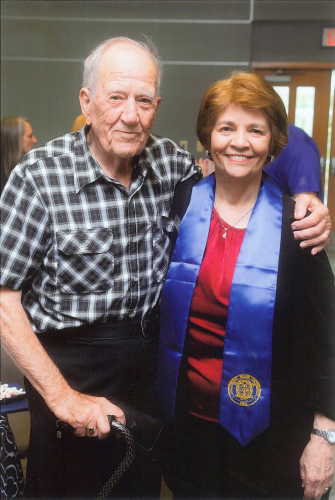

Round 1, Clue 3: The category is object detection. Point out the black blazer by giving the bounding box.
[170,178,335,423]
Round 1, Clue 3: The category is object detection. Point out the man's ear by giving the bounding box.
[79,87,92,125]
[156,96,162,110]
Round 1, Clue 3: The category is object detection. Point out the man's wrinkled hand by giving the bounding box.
[292,194,331,255]
[50,388,125,439]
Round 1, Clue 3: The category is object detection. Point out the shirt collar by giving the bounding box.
[137,135,163,181]
[73,129,162,193]
[73,126,105,193]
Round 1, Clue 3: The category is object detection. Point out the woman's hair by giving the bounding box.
[1,116,26,180]
[83,36,162,97]
[196,73,289,158]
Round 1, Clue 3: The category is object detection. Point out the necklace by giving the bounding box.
[214,201,254,239]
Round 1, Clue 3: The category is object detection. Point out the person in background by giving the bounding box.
[70,113,86,132]
[1,116,37,188]
[264,123,324,201]
[198,156,215,176]
[156,73,335,500]
[0,38,330,498]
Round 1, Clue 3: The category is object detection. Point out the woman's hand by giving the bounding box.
[292,194,331,255]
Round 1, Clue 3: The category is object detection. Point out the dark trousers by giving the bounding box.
[159,412,331,500]
[24,318,161,499]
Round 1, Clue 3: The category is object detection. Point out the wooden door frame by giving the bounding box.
[252,61,335,223]
[251,65,333,155]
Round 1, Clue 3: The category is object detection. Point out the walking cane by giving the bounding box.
[56,399,162,499]
[97,417,136,500]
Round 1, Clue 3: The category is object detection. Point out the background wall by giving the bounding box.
[1,0,334,159]
[1,0,252,159]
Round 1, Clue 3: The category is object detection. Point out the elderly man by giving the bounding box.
[0,37,331,499]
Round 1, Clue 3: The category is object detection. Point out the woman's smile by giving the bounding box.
[225,154,252,162]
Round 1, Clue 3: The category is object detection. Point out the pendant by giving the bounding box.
[222,228,227,239]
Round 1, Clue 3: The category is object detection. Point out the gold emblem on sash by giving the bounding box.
[228,374,261,406]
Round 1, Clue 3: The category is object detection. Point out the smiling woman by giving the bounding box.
[156,72,335,500]
[195,73,288,228]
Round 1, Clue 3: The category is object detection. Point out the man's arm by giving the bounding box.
[292,194,331,255]
[292,192,317,197]
[0,287,125,437]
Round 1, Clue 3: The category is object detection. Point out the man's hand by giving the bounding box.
[300,434,335,500]
[292,194,331,255]
[50,389,125,439]
[0,287,125,440]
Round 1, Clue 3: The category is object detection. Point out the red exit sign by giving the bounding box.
[322,28,335,47]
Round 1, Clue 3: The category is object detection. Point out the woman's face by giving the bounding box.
[21,121,37,155]
[210,103,271,182]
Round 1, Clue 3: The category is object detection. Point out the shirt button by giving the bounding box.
[129,311,136,318]
[132,236,136,243]
[132,275,138,282]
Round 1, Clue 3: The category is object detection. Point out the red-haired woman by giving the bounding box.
[156,73,335,500]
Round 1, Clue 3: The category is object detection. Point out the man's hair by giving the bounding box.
[1,116,26,179]
[82,36,162,97]
[196,72,289,159]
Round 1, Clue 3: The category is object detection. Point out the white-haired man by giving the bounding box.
[0,37,331,498]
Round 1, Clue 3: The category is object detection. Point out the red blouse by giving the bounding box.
[187,207,246,422]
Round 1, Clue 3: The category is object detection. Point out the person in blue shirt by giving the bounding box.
[264,123,323,201]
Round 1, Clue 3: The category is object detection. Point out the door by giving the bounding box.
[252,64,335,232]
[329,88,335,236]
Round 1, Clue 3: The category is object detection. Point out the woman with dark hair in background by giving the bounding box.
[156,73,335,500]
[1,116,37,188]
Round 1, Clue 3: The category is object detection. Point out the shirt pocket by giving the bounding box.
[56,228,114,294]
[152,216,175,283]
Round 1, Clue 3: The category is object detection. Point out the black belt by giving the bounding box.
[41,312,160,341]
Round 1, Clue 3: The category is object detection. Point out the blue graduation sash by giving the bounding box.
[156,172,283,446]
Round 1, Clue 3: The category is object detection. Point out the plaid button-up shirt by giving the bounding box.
[0,128,201,333]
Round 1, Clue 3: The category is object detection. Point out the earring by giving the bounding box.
[205,150,213,160]
[270,155,274,162]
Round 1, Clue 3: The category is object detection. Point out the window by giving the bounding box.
[294,87,315,137]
